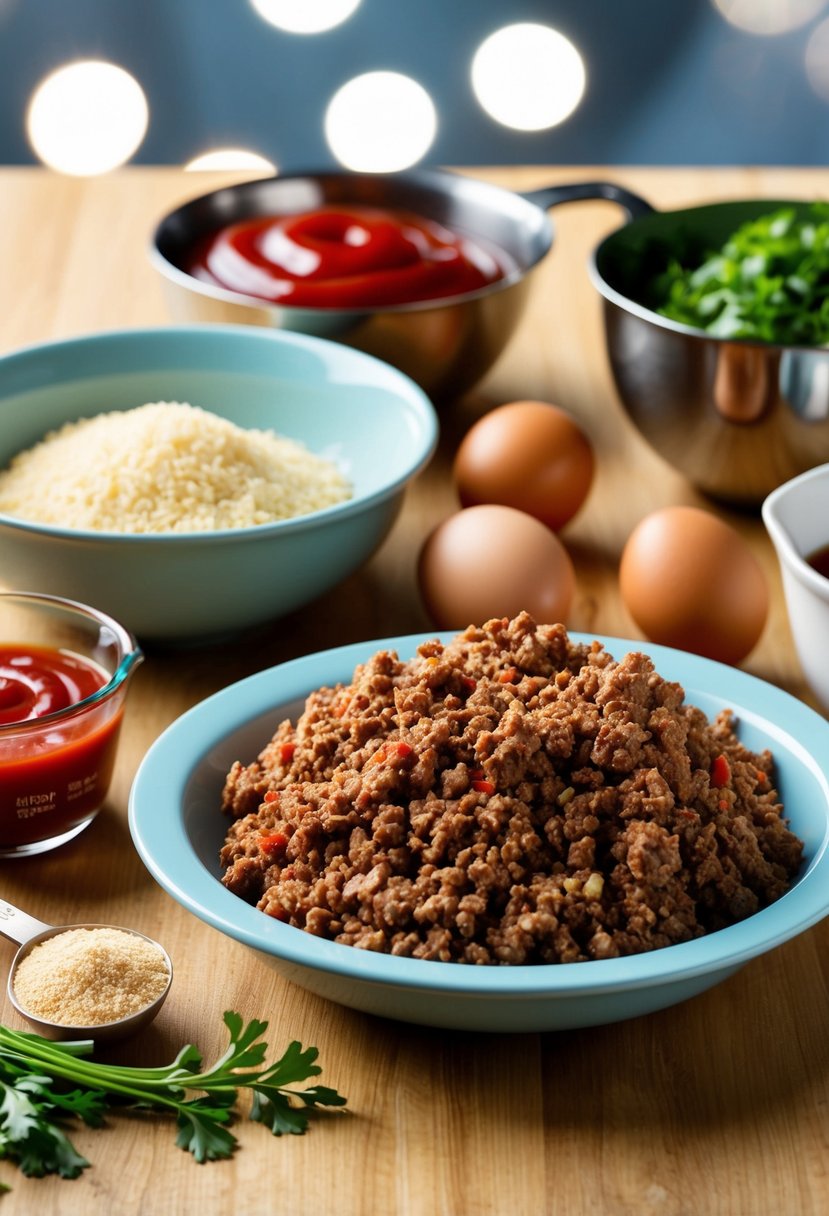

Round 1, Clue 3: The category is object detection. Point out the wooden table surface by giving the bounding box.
[0,166,827,1215]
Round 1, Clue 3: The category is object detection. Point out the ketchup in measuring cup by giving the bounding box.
[186,204,512,308]
[0,645,124,852]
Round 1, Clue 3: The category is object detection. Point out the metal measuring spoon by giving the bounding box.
[0,899,172,1042]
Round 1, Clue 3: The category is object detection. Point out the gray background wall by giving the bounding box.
[0,0,827,168]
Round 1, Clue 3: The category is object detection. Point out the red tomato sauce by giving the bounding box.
[0,645,105,725]
[186,205,511,308]
[0,646,123,849]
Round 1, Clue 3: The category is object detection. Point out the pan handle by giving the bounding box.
[520,181,654,222]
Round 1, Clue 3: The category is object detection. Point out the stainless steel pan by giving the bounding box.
[150,168,645,402]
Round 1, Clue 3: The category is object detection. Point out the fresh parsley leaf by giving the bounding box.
[16,1123,90,1180]
[249,1089,311,1136]
[652,202,829,345]
[174,1103,238,1163]
[0,1078,43,1142]
[0,1076,91,1181]
[260,1039,322,1087]
[14,1075,107,1128]
[249,1079,347,1137]
[293,1085,348,1110]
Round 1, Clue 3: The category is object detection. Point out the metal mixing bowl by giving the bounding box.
[587,192,829,506]
[150,168,643,401]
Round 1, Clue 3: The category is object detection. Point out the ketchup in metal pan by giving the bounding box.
[186,205,511,308]
[0,645,122,849]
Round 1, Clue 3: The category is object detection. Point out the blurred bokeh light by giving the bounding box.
[185,148,276,172]
[711,0,828,35]
[471,23,586,131]
[4,1,829,173]
[26,61,148,175]
[805,16,829,98]
[324,71,436,171]
[250,0,361,34]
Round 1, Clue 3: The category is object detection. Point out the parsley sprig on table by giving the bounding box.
[0,1011,347,1186]
[654,202,829,345]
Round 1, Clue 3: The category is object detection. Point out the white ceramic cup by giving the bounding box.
[763,464,829,713]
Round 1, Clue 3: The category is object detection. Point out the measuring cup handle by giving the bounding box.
[0,900,53,946]
[520,180,655,222]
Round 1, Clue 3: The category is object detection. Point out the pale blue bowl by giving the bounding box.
[129,633,829,1033]
[0,326,437,642]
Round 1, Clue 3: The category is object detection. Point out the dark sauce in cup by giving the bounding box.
[807,544,829,580]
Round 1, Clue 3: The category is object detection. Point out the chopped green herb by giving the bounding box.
[0,1011,346,1185]
[652,202,829,345]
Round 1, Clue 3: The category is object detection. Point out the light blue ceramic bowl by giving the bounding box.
[0,326,437,642]
[129,632,829,1033]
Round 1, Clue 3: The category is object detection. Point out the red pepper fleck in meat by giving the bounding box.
[261,831,289,855]
[263,790,279,803]
[279,742,296,765]
[364,746,387,770]
[711,754,731,788]
[472,778,495,795]
[366,741,412,769]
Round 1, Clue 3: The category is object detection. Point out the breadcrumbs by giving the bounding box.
[13,927,171,1026]
[0,401,351,533]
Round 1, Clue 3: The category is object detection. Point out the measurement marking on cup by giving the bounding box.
[67,774,98,802]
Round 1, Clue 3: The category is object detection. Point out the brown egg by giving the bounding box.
[453,400,594,531]
[418,504,575,629]
[619,506,768,665]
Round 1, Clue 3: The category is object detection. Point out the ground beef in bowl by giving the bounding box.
[219,613,804,965]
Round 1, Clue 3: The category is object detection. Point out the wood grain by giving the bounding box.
[0,167,826,1214]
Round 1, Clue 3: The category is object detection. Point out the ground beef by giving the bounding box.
[219,613,804,965]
